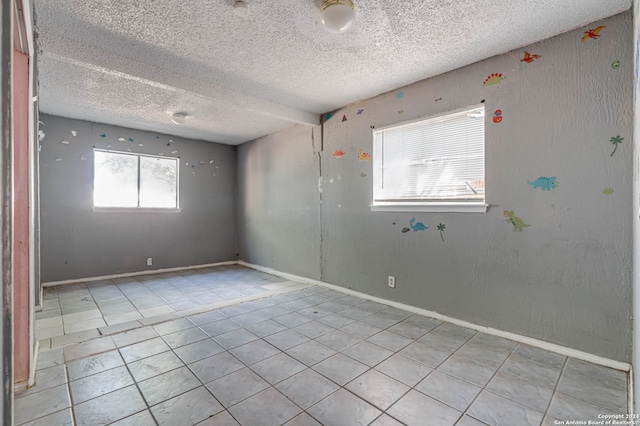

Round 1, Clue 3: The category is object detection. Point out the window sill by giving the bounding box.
[92,207,181,213]
[370,202,488,213]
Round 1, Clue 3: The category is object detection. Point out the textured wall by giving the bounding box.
[238,125,321,279]
[39,114,237,282]
[632,0,640,408]
[238,12,633,362]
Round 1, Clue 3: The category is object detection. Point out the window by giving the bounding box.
[371,104,486,213]
[93,150,179,210]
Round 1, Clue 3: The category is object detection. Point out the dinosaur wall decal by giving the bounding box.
[483,73,504,87]
[504,210,530,232]
[581,25,606,42]
[521,51,540,63]
[410,218,429,232]
[357,148,371,161]
[527,177,558,191]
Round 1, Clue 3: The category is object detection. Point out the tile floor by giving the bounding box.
[18,265,629,425]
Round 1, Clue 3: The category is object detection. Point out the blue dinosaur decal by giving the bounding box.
[527,176,558,191]
[410,218,429,232]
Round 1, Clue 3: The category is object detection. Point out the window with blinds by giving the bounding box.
[372,105,485,209]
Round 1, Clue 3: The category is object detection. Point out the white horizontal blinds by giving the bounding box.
[373,105,485,202]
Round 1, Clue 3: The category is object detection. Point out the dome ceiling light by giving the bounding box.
[321,0,356,34]
[233,1,250,18]
[171,112,188,125]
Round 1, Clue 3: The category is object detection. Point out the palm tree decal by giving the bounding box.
[437,223,445,242]
[610,135,623,157]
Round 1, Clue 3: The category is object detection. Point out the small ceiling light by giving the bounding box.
[321,0,356,34]
[171,112,187,125]
[233,1,250,18]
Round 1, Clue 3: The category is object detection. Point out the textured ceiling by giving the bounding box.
[34,0,631,145]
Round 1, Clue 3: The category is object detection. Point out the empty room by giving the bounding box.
[1,0,638,425]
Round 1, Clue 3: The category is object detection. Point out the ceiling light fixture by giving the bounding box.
[233,1,250,18]
[321,0,356,34]
[171,112,187,125]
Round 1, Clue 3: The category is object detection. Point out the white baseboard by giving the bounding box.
[238,260,631,373]
[29,339,39,388]
[42,261,238,287]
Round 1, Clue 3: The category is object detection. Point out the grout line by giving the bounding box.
[542,356,570,422]
[64,363,77,426]
[109,346,157,425]
[457,340,522,423]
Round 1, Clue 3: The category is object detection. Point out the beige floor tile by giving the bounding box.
[139,305,175,318]
[51,329,101,348]
[14,384,71,425]
[99,320,143,336]
[138,312,178,325]
[104,311,143,325]
[63,317,107,334]
[36,316,63,330]
[62,309,103,322]
[38,339,52,352]
[112,327,159,348]
[63,336,116,362]
[36,326,64,340]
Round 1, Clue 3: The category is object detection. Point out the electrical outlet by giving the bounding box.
[388,276,396,288]
[147,257,153,266]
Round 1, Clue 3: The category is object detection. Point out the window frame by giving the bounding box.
[370,104,488,213]
[92,149,181,213]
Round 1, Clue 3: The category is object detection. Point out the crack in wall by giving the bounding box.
[313,126,324,282]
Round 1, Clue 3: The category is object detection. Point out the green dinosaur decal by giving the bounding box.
[504,210,530,231]
[527,177,558,191]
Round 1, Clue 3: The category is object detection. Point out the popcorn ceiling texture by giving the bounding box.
[34,0,630,145]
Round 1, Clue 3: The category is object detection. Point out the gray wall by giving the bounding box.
[239,12,633,362]
[40,114,237,282]
[238,125,321,279]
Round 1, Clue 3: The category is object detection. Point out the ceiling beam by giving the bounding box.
[39,38,320,127]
